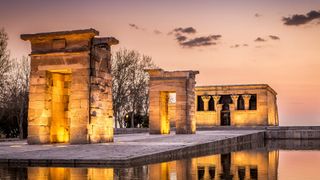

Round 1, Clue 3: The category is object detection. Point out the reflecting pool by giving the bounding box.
[1,141,320,179]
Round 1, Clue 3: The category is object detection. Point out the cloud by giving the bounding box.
[153,30,162,35]
[170,27,221,48]
[255,37,266,42]
[175,34,187,42]
[173,27,197,34]
[269,35,280,40]
[230,44,240,48]
[180,35,221,48]
[230,44,249,48]
[283,10,320,26]
[129,23,139,29]
[254,13,262,18]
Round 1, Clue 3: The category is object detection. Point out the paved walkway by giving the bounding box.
[0,130,263,166]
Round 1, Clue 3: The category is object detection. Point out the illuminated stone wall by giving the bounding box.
[195,84,279,126]
[21,29,118,144]
[146,69,199,134]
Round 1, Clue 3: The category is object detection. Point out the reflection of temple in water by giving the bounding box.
[1,150,278,179]
[28,168,113,180]
[146,150,278,180]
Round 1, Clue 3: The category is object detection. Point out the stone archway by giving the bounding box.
[146,69,199,134]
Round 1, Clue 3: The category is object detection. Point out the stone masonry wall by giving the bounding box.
[147,69,199,134]
[88,37,115,143]
[22,29,118,144]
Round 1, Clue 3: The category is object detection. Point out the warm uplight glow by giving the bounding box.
[49,71,71,143]
[160,92,170,134]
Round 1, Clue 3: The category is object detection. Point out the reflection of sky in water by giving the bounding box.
[1,149,320,179]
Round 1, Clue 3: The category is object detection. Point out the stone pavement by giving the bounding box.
[0,130,264,167]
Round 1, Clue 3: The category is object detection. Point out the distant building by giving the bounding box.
[170,84,279,127]
[195,84,279,126]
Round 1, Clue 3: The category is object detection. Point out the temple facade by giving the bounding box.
[169,84,278,127]
[195,84,279,126]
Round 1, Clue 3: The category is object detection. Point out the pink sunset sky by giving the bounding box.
[1,0,319,125]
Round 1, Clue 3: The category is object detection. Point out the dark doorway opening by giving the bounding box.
[219,95,232,126]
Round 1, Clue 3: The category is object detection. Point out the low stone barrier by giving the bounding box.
[201,126,320,139]
[114,126,320,139]
[114,128,149,134]
[265,129,320,139]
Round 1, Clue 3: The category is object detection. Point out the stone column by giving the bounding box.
[213,96,221,125]
[230,95,239,110]
[201,95,211,111]
[213,96,221,111]
[242,95,251,110]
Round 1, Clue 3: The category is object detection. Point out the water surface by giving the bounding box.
[0,140,319,180]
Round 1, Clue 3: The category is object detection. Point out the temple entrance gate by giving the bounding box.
[146,69,199,134]
[21,29,118,144]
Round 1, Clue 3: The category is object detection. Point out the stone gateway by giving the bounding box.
[21,29,118,144]
[146,69,199,134]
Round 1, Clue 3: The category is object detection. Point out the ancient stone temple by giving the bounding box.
[21,29,118,144]
[195,84,279,126]
[146,69,199,134]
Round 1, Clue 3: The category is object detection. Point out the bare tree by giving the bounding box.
[0,28,30,139]
[112,49,156,128]
[6,57,30,139]
[0,28,10,105]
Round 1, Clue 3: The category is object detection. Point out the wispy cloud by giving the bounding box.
[153,30,162,35]
[230,44,249,48]
[230,44,240,48]
[173,27,196,34]
[180,35,221,48]
[175,34,188,42]
[255,37,266,42]
[129,23,140,30]
[254,13,262,18]
[269,35,280,40]
[170,27,221,48]
[283,10,320,26]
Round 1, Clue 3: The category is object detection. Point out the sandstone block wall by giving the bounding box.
[146,69,199,134]
[21,29,118,144]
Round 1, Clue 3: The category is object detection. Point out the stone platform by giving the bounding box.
[0,130,264,167]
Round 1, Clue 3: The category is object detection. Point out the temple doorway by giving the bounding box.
[220,104,230,126]
[219,95,232,126]
[160,91,176,134]
[47,70,71,143]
